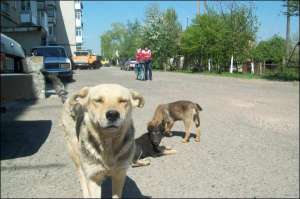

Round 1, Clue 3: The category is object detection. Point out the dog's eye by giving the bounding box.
[119,99,128,104]
[95,98,103,103]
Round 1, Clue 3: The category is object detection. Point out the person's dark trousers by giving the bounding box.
[144,60,152,80]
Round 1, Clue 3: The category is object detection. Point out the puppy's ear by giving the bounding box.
[147,122,154,132]
[69,87,90,106]
[130,89,145,108]
[159,122,165,132]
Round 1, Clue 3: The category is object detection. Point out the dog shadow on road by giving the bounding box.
[167,131,196,139]
[1,120,52,160]
[101,176,151,198]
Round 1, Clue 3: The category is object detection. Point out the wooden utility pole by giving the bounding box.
[204,0,207,14]
[197,0,200,15]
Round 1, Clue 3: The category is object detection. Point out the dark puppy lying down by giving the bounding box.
[132,128,176,167]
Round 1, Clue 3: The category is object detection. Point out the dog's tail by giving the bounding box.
[195,103,203,111]
[193,103,202,127]
[47,74,68,103]
[193,112,200,128]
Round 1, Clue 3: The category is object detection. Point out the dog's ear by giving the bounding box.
[159,121,166,132]
[70,103,84,118]
[147,122,154,132]
[69,87,90,106]
[130,89,145,108]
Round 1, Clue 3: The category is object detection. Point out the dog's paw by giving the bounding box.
[166,149,177,154]
[132,159,151,168]
[182,139,189,143]
[195,138,200,142]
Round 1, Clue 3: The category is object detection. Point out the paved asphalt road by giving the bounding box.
[1,67,299,198]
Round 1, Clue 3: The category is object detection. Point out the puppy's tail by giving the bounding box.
[195,103,203,111]
[193,112,200,128]
[193,103,202,128]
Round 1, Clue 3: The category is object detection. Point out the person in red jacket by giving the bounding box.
[144,47,152,81]
[135,48,145,80]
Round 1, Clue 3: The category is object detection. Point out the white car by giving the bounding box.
[122,59,137,71]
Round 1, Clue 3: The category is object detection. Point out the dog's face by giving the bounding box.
[70,84,144,134]
[147,122,164,146]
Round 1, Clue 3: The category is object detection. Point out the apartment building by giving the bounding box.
[75,0,83,50]
[0,0,83,57]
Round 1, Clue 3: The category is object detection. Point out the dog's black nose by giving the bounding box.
[106,110,120,122]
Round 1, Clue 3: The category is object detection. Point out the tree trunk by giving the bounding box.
[229,55,234,73]
[259,62,262,76]
[251,61,255,74]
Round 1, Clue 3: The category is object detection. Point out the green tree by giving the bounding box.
[120,20,143,60]
[162,8,182,70]
[252,35,285,63]
[142,5,182,70]
[100,32,113,59]
[181,3,258,72]
[181,12,227,71]
[220,2,258,68]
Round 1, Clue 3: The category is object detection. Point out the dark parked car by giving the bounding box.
[31,46,73,81]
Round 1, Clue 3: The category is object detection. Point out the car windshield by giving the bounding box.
[34,47,67,57]
[75,51,89,56]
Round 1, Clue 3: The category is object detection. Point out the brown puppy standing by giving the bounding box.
[147,100,202,143]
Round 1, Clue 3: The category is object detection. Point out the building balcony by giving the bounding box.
[46,0,56,7]
[75,18,82,27]
[75,1,83,10]
[76,35,83,44]
[20,10,37,25]
[38,11,48,32]
[37,1,46,11]
[48,35,57,44]
[1,1,10,15]
[48,16,56,24]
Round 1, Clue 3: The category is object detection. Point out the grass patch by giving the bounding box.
[152,67,299,81]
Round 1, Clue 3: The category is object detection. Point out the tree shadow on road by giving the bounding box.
[101,176,151,198]
[1,120,52,160]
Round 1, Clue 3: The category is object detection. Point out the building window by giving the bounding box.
[48,24,54,36]
[76,44,82,50]
[13,1,17,9]
[76,28,82,37]
[76,11,81,20]
[21,0,31,11]
[47,6,55,17]
[1,2,10,13]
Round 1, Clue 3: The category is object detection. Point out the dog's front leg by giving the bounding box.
[86,172,105,198]
[158,146,177,155]
[77,167,90,198]
[162,148,177,155]
[87,179,101,198]
[111,168,127,198]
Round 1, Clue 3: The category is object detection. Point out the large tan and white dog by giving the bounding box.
[61,84,144,198]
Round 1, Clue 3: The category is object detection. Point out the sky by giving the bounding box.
[82,1,299,55]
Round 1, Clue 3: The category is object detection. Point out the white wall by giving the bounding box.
[55,1,76,57]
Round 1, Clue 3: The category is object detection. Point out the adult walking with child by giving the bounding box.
[144,47,152,81]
